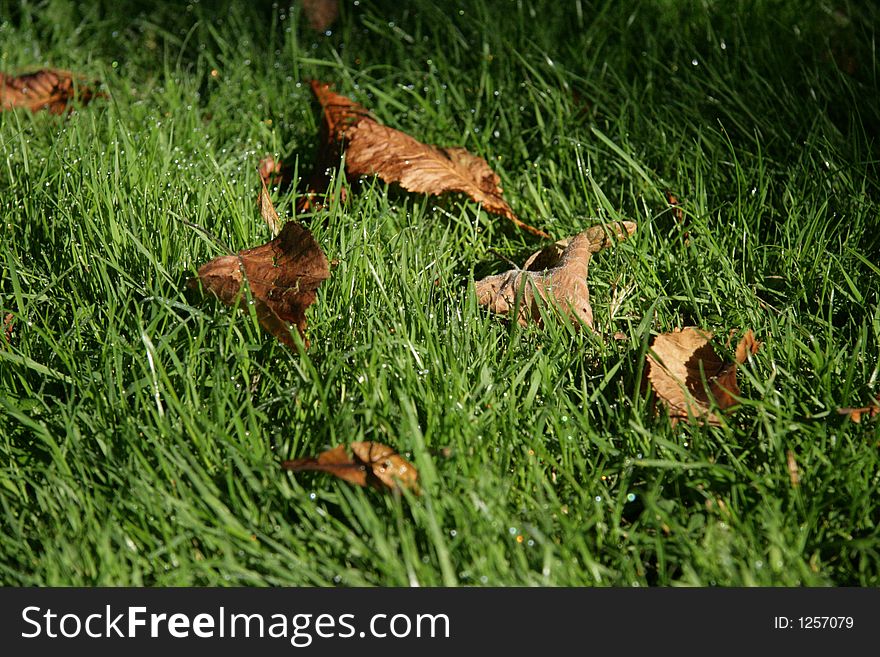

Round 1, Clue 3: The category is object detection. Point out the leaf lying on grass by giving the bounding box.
[647,328,760,426]
[475,222,636,329]
[1,69,100,114]
[282,442,419,493]
[309,80,549,238]
[302,0,339,32]
[837,396,880,423]
[188,191,329,348]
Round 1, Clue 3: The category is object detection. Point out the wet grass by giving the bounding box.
[1,0,878,585]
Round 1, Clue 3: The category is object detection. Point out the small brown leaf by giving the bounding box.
[302,0,339,32]
[1,69,99,114]
[310,80,549,238]
[837,396,880,423]
[647,328,760,426]
[188,209,330,348]
[475,222,636,329]
[282,442,419,492]
[786,450,800,488]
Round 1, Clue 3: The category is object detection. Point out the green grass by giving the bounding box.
[1,0,878,586]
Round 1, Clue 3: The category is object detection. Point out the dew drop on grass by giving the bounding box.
[627,493,636,502]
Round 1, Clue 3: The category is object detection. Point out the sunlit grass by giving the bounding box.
[0,0,878,586]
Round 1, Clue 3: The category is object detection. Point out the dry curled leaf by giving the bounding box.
[1,69,99,114]
[282,442,419,492]
[188,193,329,348]
[647,328,760,426]
[302,0,339,32]
[310,80,549,238]
[475,222,636,329]
[837,396,880,423]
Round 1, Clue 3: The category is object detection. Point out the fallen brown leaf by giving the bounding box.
[837,396,880,423]
[647,328,760,426]
[1,69,99,114]
[302,0,339,32]
[282,442,419,492]
[310,80,549,238]
[188,192,329,348]
[475,222,636,329]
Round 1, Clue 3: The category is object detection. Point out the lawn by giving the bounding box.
[1,0,878,586]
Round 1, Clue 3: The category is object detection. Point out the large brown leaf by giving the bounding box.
[188,195,329,348]
[310,80,549,239]
[0,69,99,114]
[475,222,636,329]
[647,328,760,426]
[282,442,419,492]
